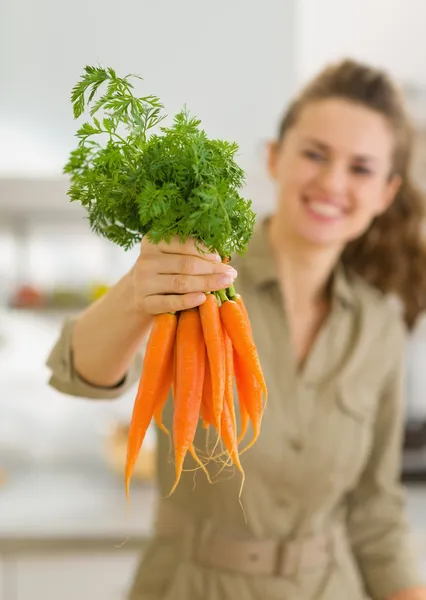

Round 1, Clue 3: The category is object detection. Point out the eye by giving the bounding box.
[303,149,326,162]
[351,165,373,175]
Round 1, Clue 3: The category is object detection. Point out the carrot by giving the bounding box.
[220,326,245,495]
[230,291,251,333]
[222,328,237,439]
[159,330,178,457]
[219,294,267,398]
[236,373,251,443]
[153,348,174,436]
[172,325,178,398]
[234,350,263,452]
[228,291,261,445]
[125,312,177,498]
[199,293,225,430]
[200,359,215,429]
[168,308,206,496]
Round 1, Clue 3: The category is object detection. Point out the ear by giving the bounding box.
[377,173,402,215]
[266,140,280,180]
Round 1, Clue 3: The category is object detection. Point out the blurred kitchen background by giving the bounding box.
[1,0,426,598]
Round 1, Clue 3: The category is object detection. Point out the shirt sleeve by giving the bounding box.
[45,316,144,400]
[346,319,425,599]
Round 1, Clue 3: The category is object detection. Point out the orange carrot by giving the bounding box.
[153,348,174,436]
[234,350,263,452]
[231,293,259,444]
[168,308,205,496]
[125,312,177,497]
[226,285,252,334]
[220,327,245,492]
[233,293,251,333]
[200,359,215,429]
[222,327,237,437]
[199,293,225,430]
[238,407,250,443]
[219,296,267,398]
[172,323,178,399]
[236,373,251,443]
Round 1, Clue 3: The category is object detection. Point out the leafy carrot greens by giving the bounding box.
[64,66,266,506]
[64,65,255,257]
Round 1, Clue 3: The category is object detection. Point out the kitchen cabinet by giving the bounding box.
[10,552,141,600]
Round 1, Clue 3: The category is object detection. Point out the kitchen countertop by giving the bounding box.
[0,462,157,555]
[1,461,426,557]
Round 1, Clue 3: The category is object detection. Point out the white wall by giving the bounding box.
[0,0,297,213]
[0,1,299,469]
[296,0,426,87]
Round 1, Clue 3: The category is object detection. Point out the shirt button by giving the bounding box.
[290,438,304,452]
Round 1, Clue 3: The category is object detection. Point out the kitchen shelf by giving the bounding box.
[0,176,86,223]
[7,307,86,318]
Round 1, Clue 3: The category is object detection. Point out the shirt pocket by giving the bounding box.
[320,380,378,487]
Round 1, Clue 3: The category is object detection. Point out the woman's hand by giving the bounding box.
[130,236,238,316]
[387,588,426,600]
[71,236,237,387]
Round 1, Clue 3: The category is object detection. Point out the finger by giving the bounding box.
[157,254,236,277]
[146,272,236,296]
[145,293,207,315]
[156,237,220,261]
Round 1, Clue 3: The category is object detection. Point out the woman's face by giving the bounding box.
[268,98,401,249]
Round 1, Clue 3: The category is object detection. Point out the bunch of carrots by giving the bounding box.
[63,65,262,500]
[125,278,267,499]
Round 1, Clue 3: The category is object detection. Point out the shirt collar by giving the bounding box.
[242,216,356,310]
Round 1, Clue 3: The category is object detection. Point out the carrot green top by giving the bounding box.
[63,66,256,258]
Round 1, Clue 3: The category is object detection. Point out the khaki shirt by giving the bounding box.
[46,219,423,600]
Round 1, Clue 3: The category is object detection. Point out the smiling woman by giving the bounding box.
[269,61,426,330]
[270,100,399,242]
[46,59,426,600]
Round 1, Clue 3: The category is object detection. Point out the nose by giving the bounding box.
[317,163,348,196]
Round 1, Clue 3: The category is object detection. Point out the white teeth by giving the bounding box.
[308,201,341,218]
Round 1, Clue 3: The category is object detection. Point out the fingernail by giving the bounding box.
[219,274,234,285]
[224,266,237,277]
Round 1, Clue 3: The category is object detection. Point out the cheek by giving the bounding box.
[352,180,387,219]
[276,155,317,197]
[345,181,388,239]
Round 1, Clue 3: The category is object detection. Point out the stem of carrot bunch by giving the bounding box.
[217,289,228,304]
[212,291,222,307]
[225,284,237,300]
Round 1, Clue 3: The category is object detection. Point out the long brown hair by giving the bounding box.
[278,58,426,331]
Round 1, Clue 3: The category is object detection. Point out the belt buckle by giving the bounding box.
[275,538,301,578]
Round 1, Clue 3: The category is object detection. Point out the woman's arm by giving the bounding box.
[387,589,426,600]
[346,320,426,600]
[71,270,152,388]
[46,237,236,396]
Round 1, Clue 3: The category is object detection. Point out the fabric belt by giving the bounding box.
[154,501,345,578]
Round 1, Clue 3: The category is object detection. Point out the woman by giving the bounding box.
[47,59,426,599]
